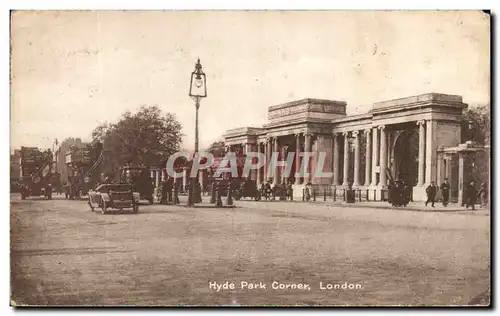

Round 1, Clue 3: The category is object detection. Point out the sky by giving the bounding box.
[10,10,490,151]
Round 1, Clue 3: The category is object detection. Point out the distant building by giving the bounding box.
[223,93,488,202]
[56,138,88,184]
[10,149,21,180]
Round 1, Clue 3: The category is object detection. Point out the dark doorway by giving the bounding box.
[393,129,419,186]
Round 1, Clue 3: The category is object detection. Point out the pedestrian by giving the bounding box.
[305,181,312,202]
[401,180,411,206]
[167,177,174,203]
[160,179,168,204]
[287,181,293,201]
[465,181,477,210]
[195,181,202,203]
[265,181,272,200]
[280,179,287,201]
[477,182,488,208]
[388,181,396,206]
[272,182,278,200]
[425,181,437,207]
[440,178,450,207]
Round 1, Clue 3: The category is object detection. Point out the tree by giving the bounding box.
[206,140,226,157]
[92,105,183,173]
[462,104,490,145]
[461,105,491,187]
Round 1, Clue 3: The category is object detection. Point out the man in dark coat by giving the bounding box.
[465,181,477,210]
[161,179,172,204]
[440,178,450,207]
[388,181,396,206]
[195,181,202,203]
[425,181,437,207]
[477,182,488,208]
[264,181,272,200]
[287,181,293,201]
[167,177,174,203]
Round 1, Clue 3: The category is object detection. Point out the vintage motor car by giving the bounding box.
[88,183,140,214]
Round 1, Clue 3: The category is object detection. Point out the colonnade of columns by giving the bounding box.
[224,119,434,188]
[227,133,314,186]
[330,127,387,188]
[334,120,433,188]
[150,168,167,188]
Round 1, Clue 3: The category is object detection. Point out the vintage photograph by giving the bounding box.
[10,10,490,306]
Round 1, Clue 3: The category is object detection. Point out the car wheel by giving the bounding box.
[101,199,108,214]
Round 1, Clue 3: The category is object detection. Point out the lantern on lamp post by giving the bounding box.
[187,58,207,206]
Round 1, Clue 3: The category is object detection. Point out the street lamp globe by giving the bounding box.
[189,58,207,100]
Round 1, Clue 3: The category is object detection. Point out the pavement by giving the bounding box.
[231,195,489,215]
[10,193,490,306]
[302,200,490,215]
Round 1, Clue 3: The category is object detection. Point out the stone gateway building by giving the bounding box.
[223,93,484,202]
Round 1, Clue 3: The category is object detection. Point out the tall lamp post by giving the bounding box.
[187,58,207,206]
[53,138,59,173]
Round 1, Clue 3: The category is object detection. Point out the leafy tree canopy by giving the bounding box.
[91,105,183,173]
[462,104,490,145]
[206,140,226,157]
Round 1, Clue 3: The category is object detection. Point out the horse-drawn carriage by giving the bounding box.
[234,178,261,201]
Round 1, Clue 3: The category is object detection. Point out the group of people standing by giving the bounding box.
[425,178,488,210]
[260,179,294,200]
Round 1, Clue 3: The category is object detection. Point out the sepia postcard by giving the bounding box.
[9,10,491,307]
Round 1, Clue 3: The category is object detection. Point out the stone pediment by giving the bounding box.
[268,98,347,123]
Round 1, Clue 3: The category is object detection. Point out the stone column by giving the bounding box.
[273,137,279,185]
[199,169,204,187]
[458,152,465,205]
[266,138,272,182]
[280,144,288,184]
[417,120,426,186]
[317,135,333,185]
[155,169,160,188]
[342,132,350,186]
[333,133,340,186]
[295,133,301,185]
[256,142,262,185]
[446,156,452,180]
[437,152,443,186]
[161,169,166,182]
[379,125,387,187]
[304,132,312,184]
[182,168,188,189]
[364,129,372,186]
[245,143,255,181]
[353,131,361,186]
[371,127,379,186]
[425,120,437,184]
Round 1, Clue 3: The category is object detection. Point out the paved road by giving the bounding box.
[10,194,490,306]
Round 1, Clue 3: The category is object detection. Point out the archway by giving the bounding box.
[392,129,419,186]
